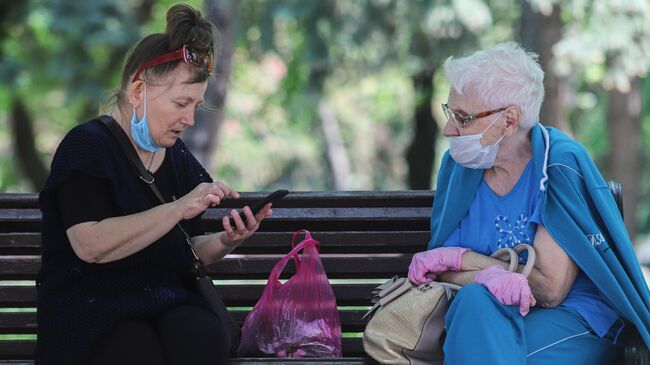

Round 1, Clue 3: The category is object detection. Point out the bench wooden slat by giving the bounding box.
[0,191,425,206]
[0,234,41,255]
[0,258,40,280]
[1,208,430,233]
[229,311,368,332]
[0,287,34,307]
[0,231,431,255]
[205,207,430,219]
[0,338,370,361]
[202,208,430,232]
[0,312,36,333]
[218,284,376,306]
[234,231,429,254]
[0,209,41,233]
[0,284,377,307]
[0,194,39,209]
[0,256,411,280]
[0,340,35,361]
[207,256,410,279]
[0,310,369,334]
[0,210,41,222]
[0,357,377,364]
[230,358,377,365]
[0,191,434,209]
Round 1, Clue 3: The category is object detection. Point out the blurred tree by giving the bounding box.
[358,0,495,189]
[183,0,239,167]
[235,0,494,190]
[607,75,643,239]
[550,0,650,239]
[1,0,156,190]
[519,1,571,134]
[8,99,48,188]
[403,1,486,189]
[235,0,351,189]
[0,1,47,187]
[2,0,649,246]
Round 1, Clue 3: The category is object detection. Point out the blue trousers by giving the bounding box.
[443,284,622,365]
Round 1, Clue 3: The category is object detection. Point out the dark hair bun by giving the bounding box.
[166,3,217,53]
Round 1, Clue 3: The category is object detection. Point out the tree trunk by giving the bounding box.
[406,68,437,190]
[183,0,239,167]
[318,100,351,190]
[607,78,642,241]
[9,97,49,190]
[78,0,157,123]
[519,1,571,134]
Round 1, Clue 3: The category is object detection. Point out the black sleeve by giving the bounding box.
[55,170,118,229]
[189,215,206,237]
[174,140,212,237]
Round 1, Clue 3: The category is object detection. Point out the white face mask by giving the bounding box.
[448,111,505,169]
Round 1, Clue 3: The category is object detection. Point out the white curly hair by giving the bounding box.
[443,42,545,129]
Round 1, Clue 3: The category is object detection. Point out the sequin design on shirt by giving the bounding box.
[495,213,531,248]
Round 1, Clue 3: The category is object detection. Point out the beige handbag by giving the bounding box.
[362,244,535,365]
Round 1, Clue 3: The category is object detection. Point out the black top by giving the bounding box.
[57,171,116,228]
[36,117,212,364]
[56,152,203,234]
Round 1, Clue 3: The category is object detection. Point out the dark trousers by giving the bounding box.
[86,304,230,365]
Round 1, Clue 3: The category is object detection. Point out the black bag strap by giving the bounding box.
[99,115,156,185]
[98,115,205,275]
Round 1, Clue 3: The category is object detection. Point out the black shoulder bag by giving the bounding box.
[99,116,241,355]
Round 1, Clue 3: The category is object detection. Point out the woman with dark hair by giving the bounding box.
[35,4,267,364]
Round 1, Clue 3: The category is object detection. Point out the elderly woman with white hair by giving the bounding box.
[407,42,650,364]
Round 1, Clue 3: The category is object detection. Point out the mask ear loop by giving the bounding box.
[480,110,506,147]
[481,110,505,134]
[142,83,147,119]
[132,83,148,123]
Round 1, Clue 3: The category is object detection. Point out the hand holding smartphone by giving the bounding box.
[228,189,289,227]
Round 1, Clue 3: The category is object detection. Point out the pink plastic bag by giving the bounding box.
[238,230,342,358]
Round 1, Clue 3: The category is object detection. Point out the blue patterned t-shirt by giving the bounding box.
[443,160,541,259]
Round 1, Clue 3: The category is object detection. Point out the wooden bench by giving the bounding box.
[0,190,647,364]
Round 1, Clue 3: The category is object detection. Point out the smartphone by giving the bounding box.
[228,189,289,227]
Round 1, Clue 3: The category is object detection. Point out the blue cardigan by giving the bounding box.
[428,123,650,347]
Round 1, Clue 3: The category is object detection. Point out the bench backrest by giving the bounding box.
[0,191,434,360]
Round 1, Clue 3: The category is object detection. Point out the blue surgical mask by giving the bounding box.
[448,111,505,169]
[130,84,161,152]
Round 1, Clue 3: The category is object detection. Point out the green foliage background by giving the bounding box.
[1,0,649,244]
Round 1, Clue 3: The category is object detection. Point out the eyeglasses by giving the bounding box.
[132,45,213,83]
[442,103,507,128]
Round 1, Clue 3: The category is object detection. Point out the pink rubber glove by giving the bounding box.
[475,264,536,316]
[408,247,469,285]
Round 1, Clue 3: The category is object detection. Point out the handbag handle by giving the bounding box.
[489,247,519,272]
[269,235,319,284]
[490,244,536,278]
[513,244,536,277]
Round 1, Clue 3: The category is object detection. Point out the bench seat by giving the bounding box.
[0,191,646,364]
